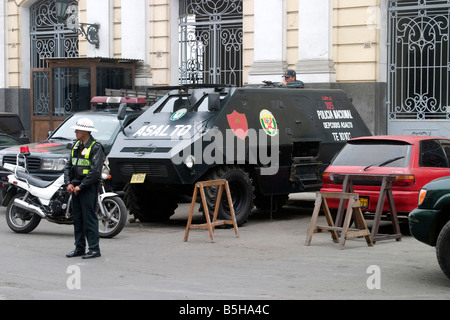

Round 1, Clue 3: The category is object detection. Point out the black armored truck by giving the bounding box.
[107,85,372,225]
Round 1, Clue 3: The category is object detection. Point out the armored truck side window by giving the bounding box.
[196,96,210,112]
[196,94,227,112]
[156,96,191,113]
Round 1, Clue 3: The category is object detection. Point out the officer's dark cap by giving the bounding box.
[283,69,296,78]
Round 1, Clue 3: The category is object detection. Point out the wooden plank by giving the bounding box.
[183,184,199,241]
[305,192,323,246]
[317,226,366,232]
[345,230,372,238]
[318,191,359,199]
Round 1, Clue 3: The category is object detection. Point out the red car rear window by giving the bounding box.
[331,142,411,167]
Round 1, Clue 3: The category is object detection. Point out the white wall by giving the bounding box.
[86,0,112,57]
[296,0,335,83]
[121,0,146,60]
[0,0,6,88]
[248,0,287,84]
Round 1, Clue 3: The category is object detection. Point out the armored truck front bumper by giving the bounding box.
[108,138,207,186]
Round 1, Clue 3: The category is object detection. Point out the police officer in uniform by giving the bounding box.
[263,69,305,88]
[278,69,304,87]
[64,118,105,259]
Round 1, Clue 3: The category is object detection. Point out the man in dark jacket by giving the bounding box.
[64,118,105,259]
[264,69,305,88]
[278,69,304,87]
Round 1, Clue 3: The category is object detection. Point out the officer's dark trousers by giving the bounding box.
[71,183,99,252]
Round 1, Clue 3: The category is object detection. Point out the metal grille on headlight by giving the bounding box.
[3,156,41,170]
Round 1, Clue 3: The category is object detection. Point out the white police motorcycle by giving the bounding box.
[1,147,127,238]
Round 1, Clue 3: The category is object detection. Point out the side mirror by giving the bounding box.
[118,103,127,120]
[208,93,220,111]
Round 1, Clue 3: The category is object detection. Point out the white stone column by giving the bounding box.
[170,0,179,86]
[296,0,335,83]
[248,0,287,84]
[0,2,7,88]
[86,0,112,57]
[122,0,152,86]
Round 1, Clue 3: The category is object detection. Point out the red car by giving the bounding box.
[321,135,450,216]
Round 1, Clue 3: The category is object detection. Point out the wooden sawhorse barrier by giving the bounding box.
[184,179,239,242]
[305,191,373,249]
[335,174,402,244]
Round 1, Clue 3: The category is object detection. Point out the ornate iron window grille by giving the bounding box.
[30,0,79,116]
[387,0,450,120]
[179,0,243,86]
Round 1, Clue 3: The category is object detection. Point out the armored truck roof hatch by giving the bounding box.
[108,85,372,225]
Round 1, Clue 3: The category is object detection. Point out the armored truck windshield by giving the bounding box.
[154,88,226,113]
[126,87,232,140]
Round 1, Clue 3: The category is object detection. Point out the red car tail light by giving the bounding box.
[392,174,415,186]
[322,172,334,184]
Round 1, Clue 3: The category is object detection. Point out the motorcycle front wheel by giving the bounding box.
[97,196,127,238]
[6,193,41,233]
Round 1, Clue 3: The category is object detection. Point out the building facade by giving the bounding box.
[1,0,449,141]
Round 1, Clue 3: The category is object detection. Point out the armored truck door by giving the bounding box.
[232,89,293,195]
[279,89,371,191]
[282,90,371,166]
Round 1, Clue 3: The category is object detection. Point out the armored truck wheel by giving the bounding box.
[123,183,178,222]
[436,220,450,279]
[204,165,254,226]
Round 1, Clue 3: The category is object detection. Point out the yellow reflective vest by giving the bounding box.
[71,140,96,176]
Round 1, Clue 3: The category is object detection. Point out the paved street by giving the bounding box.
[1,193,449,303]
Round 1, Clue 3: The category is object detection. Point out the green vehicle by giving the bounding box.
[409,176,450,279]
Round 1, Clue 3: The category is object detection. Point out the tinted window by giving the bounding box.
[155,95,218,113]
[156,96,190,113]
[331,141,411,167]
[0,116,24,136]
[441,141,450,164]
[96,67,133,96]
[53,68,91,115]
[420,140,448,168]
[196,96,211,112]
[0,135,20,146]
